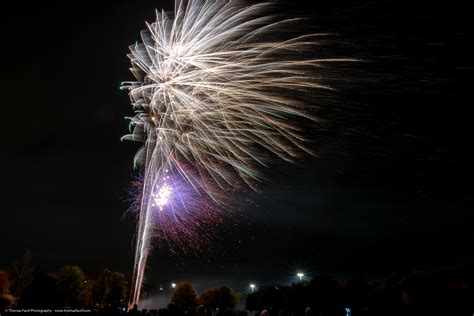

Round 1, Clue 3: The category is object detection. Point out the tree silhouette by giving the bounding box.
[92,269,127,306]
[343,277,369,314]
[198,286,239,309]
[18,272,61,308]
[0,270,15,309]
[171,282,197,312]
[57,265,86,308]
[245,291,258,311]
[245,285,289,311]
[308,274,341,315]
[0,270,11,294]
[7,250,35,300]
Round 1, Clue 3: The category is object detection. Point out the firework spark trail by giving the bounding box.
[122,0,354,305]
[125,166,229,305]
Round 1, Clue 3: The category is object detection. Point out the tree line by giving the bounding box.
[0,250,128,309]
[2,251,473,315]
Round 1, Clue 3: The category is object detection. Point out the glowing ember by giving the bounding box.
[152,183,172,210]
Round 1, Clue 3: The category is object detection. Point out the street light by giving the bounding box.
[171,283,177,289]
[250,284,256,292]
[297,273,304,281]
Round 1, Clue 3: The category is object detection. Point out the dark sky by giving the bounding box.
[1,0,472,295]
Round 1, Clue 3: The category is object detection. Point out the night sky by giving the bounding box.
[1,0,472,295]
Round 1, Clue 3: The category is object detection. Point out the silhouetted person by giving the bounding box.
[168,302,179,316]
[159,308,169,316]
[196,305,206,316]
[129,304,140,316]
[268,306,277,316]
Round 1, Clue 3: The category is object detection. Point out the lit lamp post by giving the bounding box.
[297,273,304,281]
[171,283,176,289]
[250,284,256,292]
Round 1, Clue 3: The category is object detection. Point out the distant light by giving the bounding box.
[250,284,256,292]
[297,273,304,281]
[171,283,177,289]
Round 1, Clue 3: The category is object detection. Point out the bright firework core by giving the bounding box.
[152,183,172,211]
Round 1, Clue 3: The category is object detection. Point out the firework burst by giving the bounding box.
[125,166,232,253]
[121,0,353,305]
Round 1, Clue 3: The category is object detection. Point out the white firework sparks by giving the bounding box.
[152,184,172,210]
[121,0,353,305]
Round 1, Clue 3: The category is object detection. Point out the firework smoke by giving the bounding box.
[122,0,353,305]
